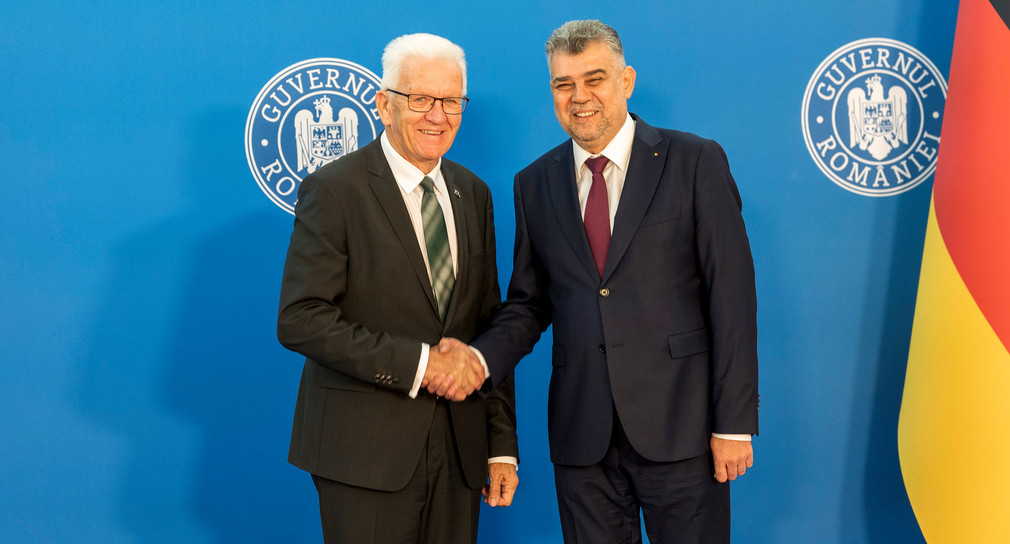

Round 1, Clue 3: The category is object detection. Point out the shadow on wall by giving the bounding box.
[76,109,320,543]
[842,0,956,541]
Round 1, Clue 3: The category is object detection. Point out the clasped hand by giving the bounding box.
[421,337,484,401]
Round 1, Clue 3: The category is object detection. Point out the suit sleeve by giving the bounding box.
[694,140,759,435]
[486,374,519,459]
[475,187,520,460]
[472,175,554,389]
[276,172,420,393]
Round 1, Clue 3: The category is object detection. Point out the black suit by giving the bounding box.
[472,115,757,543]
[278,138,517,540]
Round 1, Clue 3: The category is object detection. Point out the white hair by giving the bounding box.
[380,33,468,95]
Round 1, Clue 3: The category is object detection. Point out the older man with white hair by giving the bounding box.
[278,32,519,544]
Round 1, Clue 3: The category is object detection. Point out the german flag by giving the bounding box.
[898,0,1010,541]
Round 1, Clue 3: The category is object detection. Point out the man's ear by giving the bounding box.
[621,65,637,99]
[375,90,393,126]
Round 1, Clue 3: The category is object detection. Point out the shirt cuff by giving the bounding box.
[711,433,751,441]
[488,456,518,469]
[408,343,429,399]
[468,346,491,380]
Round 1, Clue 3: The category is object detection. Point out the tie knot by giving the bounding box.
[420,176,436,194]
[585,156,610,175]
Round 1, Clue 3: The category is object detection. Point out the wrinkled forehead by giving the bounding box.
[398,57,464,93]
[548,44,623,81]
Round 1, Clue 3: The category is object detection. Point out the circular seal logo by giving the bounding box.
[246,58,383,213]
[802,38,947,197]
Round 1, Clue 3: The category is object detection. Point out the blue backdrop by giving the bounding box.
[1,1,957,542]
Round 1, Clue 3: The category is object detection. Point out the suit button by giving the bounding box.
[599,288,610,297]
[373,373,382,382]
[598,344,606,353]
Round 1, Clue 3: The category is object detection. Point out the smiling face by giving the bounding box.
[376,57,463,172]
[548,41,636,154]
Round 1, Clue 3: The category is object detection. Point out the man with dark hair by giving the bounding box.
[437,19,758,544]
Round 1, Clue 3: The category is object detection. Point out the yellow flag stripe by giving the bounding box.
[898,197,1010,542]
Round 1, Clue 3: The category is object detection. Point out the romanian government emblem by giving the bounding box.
[246,58,383,213]
[802,38,947,197]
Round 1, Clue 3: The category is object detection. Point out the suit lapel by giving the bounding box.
[546,141,601,281]
[442,165,467,331]
[365,141,440,316]
[603,117,665,283]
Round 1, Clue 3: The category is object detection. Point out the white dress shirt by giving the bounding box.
[380,132,459,400]
[572,113,636,230]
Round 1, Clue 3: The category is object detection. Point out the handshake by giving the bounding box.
[421,337,485,401]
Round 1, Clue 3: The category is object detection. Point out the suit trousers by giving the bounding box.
[311,400,481,544]
[553,411,730,544]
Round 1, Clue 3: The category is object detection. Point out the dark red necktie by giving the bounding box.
[583,156,611,278]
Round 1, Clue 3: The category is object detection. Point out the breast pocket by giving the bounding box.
[468,252,489,269]
[639,206,682,229]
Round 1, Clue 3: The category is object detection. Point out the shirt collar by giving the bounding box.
[573,113,636,176]
[380,131,444,194]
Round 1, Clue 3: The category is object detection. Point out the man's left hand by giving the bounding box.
[483,462,518,507]
[711,437,753,483]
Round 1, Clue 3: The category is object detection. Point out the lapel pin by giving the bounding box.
[453,188,462,198]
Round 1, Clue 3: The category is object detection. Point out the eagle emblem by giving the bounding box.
[847,74,908,161]
[294,96,359,174]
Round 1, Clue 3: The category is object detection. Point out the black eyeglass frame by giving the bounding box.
[386,89,469,114]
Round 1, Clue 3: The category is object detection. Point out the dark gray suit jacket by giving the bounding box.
[472,115,757,466]
[278,137,518,491]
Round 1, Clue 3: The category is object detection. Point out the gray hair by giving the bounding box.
[545,20,625,67]
[380,33,468,95]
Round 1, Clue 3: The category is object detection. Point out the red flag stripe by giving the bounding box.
[933,0,1010,351]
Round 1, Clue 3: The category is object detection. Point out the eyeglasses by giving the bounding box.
[386,89,469,114]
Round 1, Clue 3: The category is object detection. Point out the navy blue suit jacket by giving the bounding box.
[472,115,758,466]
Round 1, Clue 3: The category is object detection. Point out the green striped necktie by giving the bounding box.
[420,176,455,321]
